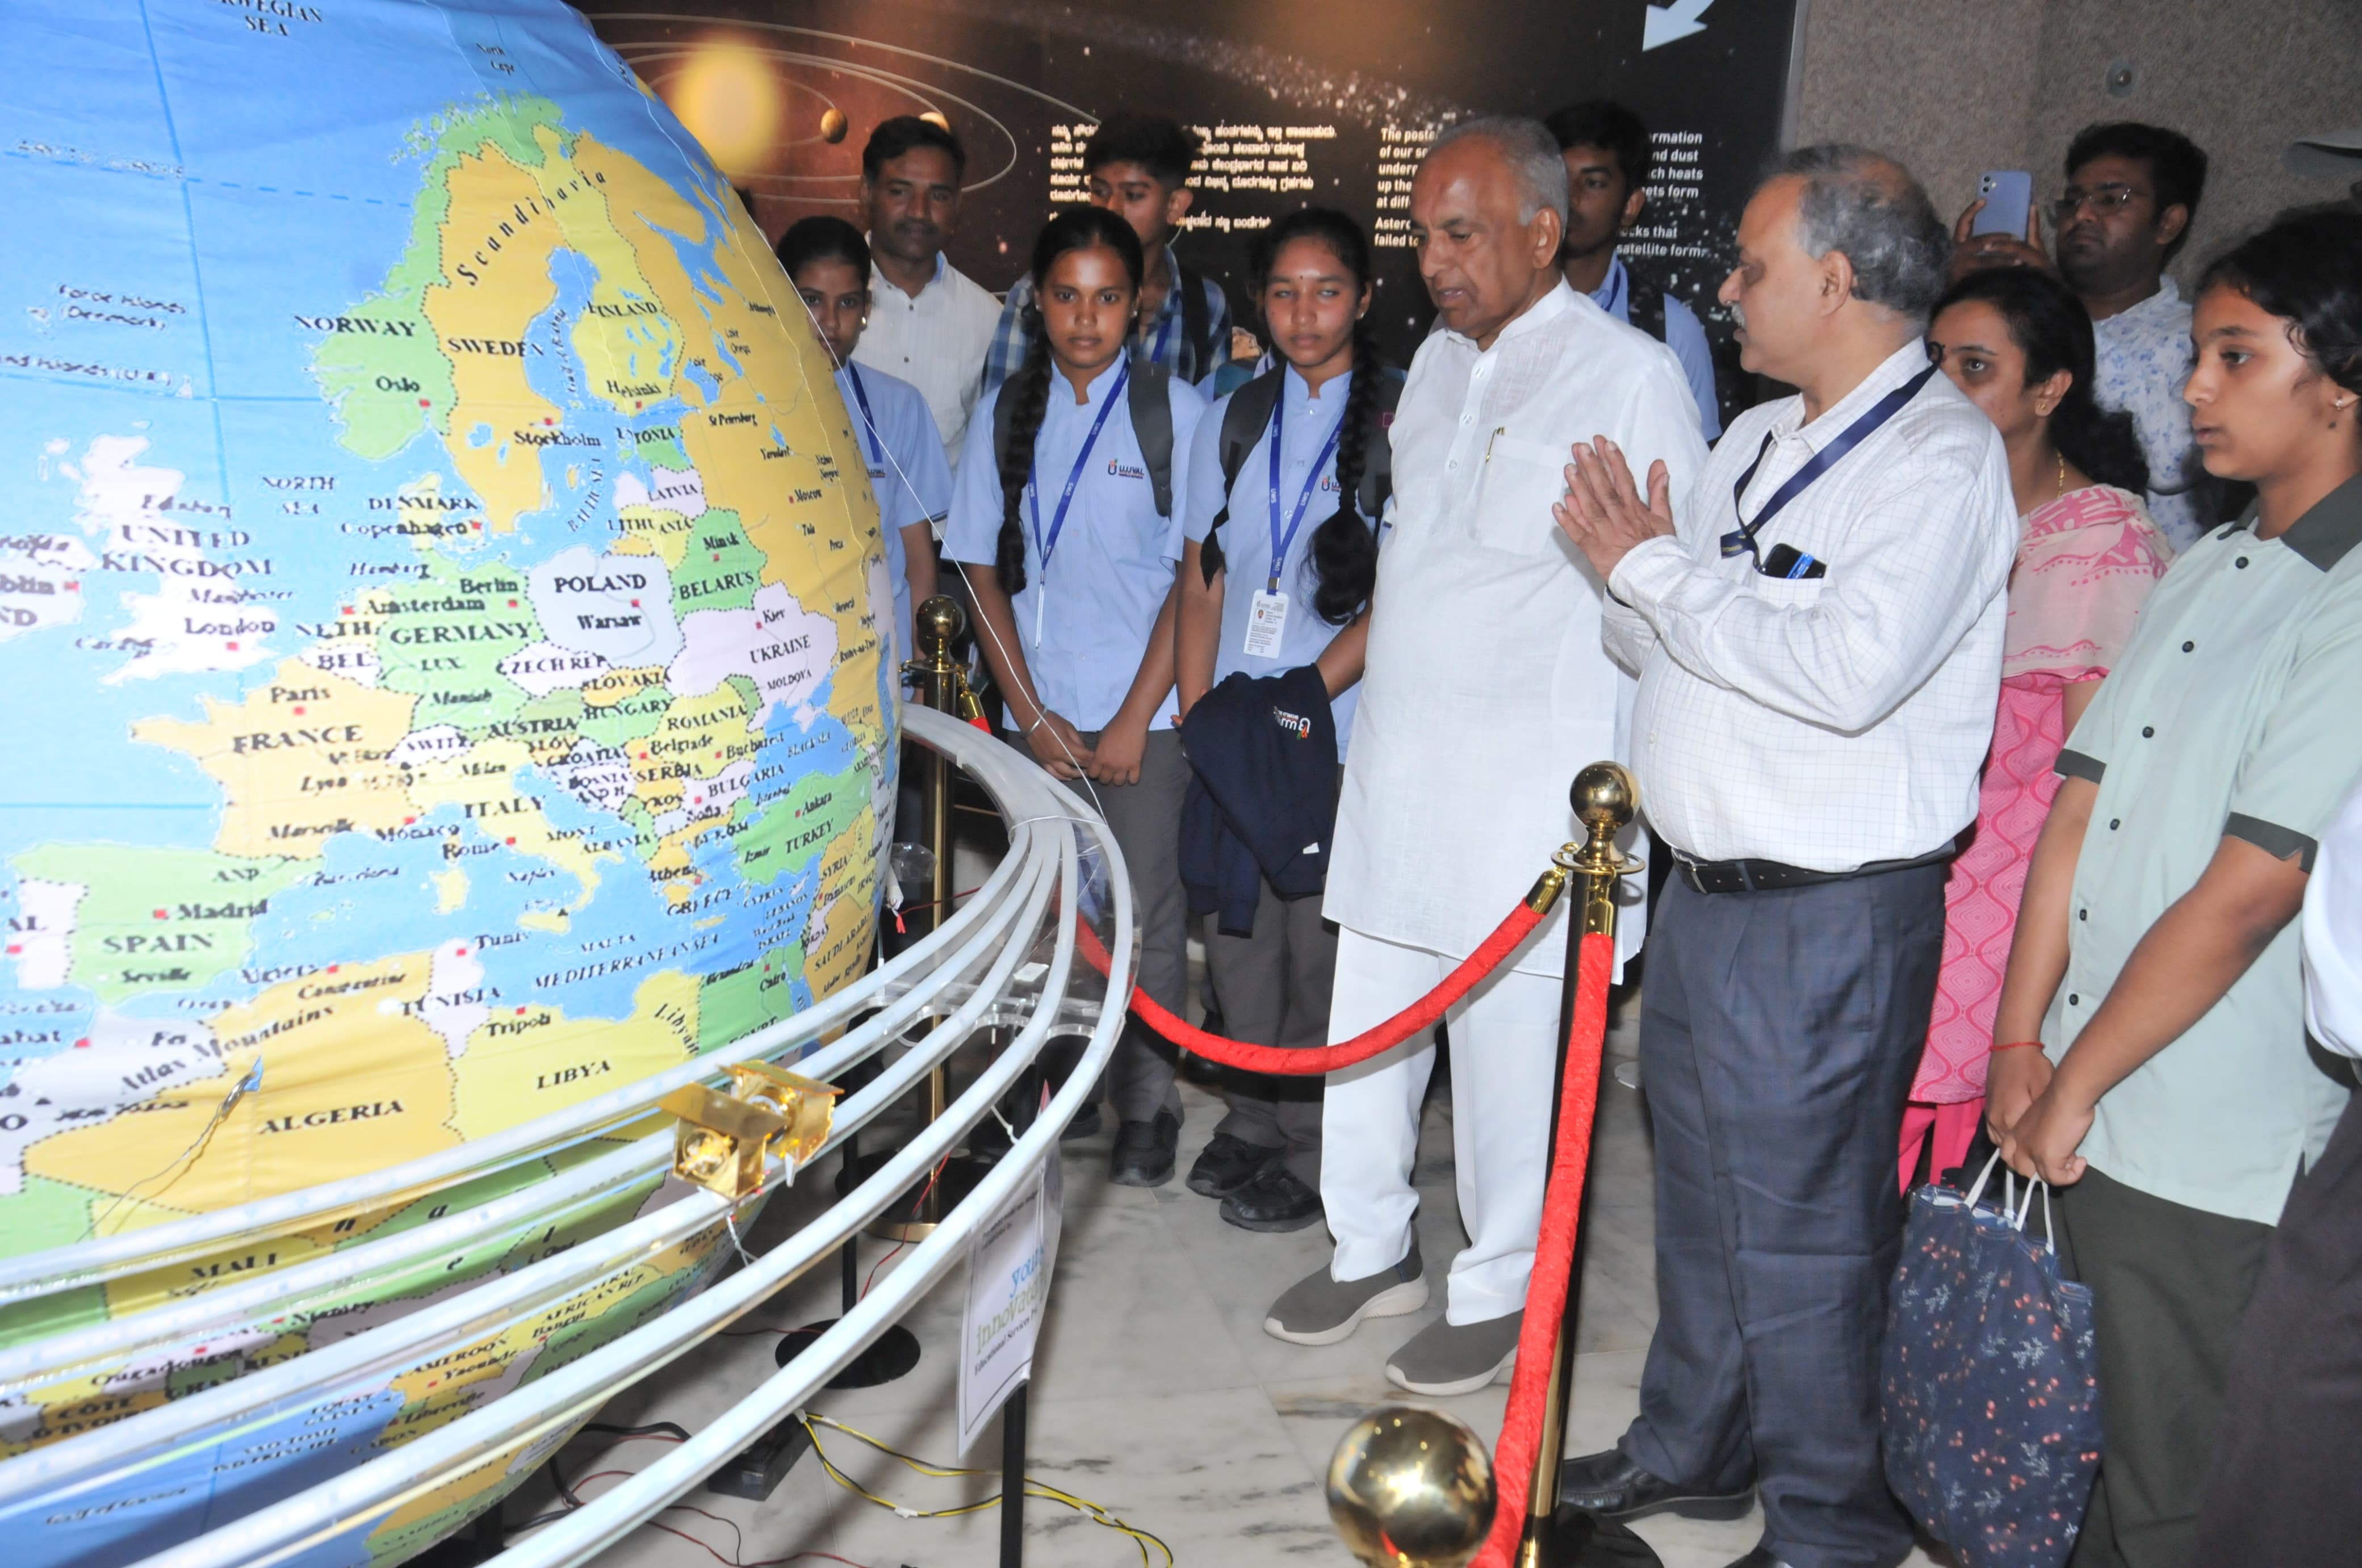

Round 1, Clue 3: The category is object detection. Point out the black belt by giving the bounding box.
[1674,842,1955,895]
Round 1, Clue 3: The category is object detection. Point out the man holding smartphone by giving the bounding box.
[1951,123,2212,551]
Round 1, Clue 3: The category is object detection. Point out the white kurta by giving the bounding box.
[1325,282,1708,976]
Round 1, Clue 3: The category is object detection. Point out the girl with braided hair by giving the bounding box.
[943,205,1209,1184]
[1171,208,1398,1231]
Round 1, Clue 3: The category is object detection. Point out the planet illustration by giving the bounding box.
[820,105,849,143]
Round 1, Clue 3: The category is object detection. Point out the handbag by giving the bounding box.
[1882,1152,2103,1567]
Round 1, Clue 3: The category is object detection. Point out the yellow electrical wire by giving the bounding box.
[800,1413,1175,1567]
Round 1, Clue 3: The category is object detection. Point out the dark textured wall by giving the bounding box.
[1795,0,2361,282]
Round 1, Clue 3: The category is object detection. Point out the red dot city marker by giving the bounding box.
[73,1036,89,1048]
[153,909,167,920]
[454,946,468,957]
[292,705,305,715]
[419,399,431,408]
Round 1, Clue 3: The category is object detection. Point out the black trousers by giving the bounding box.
[2049,1164,2272,1568]
[1619,863,1946,1568]
[2192,1092,2362,1567]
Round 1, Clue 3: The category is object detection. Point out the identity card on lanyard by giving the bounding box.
[1719,364,1937,569]
[1028,360,1131,643]
[1245,391,1345,659]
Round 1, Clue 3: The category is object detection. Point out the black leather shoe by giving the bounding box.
[1220,1163,1322,1231]
[1109,1110,1180,1187]
[1558,1448,1752,1523]
[1186,1133,1278,1197]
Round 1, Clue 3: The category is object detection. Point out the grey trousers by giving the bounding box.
[2055,1165,2272,1568]
[1205,881,1337,1185]
[1041,726,1189,1126]
[1619,864,1946,1568]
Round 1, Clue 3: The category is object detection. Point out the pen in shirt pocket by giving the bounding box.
[1484,425,1505,463]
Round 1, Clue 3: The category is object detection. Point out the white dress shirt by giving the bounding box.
[851,250,1001,468]
[1326,282,1708,976]
[2303,777,2362,1061]
[1607,340,2016,871]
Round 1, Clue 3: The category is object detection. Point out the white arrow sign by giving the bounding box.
[1643,0,1714,50]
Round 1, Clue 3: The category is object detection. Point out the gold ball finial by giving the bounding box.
[1570,760,1637,842]
[914,594,965,660]
[1326,1405,1497,1568]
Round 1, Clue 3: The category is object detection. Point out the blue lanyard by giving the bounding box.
[1264,389,1346,593]
[1597,260,1626,318]
[1720,365,1938,564]
[1150,305,1178,369]
[842,363,883,467]
[1029,360,1131,579]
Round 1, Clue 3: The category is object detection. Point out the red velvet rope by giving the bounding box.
[1071,899,1547,1075]
[1473,928,1616,1568]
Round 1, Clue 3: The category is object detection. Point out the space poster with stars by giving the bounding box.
[581,0,1806,384]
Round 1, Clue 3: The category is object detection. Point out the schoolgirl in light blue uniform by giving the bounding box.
[1174,208,1393,1232]
[943,206,1207,1185]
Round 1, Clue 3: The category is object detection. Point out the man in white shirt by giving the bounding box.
[849,116,1002,467]
[1260,117,1708,1399]
[1555,146,2015,1568]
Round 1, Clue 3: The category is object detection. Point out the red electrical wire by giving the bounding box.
[1071,896,1548,1075]
[1473,928,1616,1568]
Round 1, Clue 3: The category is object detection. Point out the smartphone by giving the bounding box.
[1972,170,2034,238]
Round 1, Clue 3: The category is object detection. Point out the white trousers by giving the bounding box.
[1320,925,1564,1324]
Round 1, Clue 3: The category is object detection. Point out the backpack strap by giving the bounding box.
[1175,258,1212,383]
[992,376,1017,476]
[1356,367,1406,523]
[1624,265,1669,345]
[1126,359,1175,519]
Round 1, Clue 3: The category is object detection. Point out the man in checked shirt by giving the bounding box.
[1555,147,2017,1568]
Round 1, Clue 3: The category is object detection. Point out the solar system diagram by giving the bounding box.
[581,0,1805,368]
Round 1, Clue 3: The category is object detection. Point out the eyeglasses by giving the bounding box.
[2050,184,2147,224]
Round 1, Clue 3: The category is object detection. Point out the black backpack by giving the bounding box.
[1174,258,1213,380]
[1200,364,1402,582]
[992,358,1176,519]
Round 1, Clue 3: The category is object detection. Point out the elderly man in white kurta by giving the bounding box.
[1260,116,1709,1397]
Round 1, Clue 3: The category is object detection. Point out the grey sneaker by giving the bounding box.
[1263,1239,1428,1345]
[1385,1309,1522,1396]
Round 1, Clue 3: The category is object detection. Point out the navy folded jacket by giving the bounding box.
[1178,665,1339,937]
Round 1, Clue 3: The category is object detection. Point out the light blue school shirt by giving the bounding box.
[943,361,1207,732]
[836,362,952,669]
[1182,367,1380,757]
[1592,254,1722,441]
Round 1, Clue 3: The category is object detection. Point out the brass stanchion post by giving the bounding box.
[858,595,990,1242]
[1517,764,1645,1568]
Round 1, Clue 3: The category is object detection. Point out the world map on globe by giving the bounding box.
[0,3,893,1561]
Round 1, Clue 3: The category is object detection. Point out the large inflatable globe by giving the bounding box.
[0,1,891,1557]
